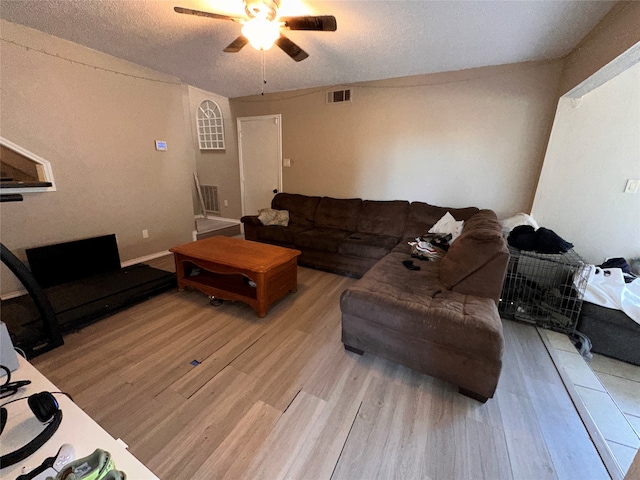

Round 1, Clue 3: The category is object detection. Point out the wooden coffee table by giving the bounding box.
[169,236,301,317]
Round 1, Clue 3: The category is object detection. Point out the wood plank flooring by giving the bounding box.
[32,265,611,480]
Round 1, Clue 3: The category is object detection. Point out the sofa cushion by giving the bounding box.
[294,228,352,253]
[357,200,409,238]
[256,224,311,245]
[340,252,503,359]
[314,197,362,231]
[271,193,321,226]
[338,233,399,260]
[439,210,507,290]
[403,202,479,240]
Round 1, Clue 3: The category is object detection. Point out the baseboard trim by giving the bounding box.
[121,250,171,268]
[194,215,241,224]
[1,289,28,301]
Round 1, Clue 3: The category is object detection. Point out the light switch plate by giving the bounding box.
[624,179,639,193]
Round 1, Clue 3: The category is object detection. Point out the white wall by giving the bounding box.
[531,61,640,264]
[231,61,563,218]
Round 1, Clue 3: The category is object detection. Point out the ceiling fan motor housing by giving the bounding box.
[244,0,280,21]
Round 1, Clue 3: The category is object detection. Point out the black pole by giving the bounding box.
[1,243,63,355]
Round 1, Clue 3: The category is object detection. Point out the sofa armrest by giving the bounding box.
[439,210,509,304]
[241,215,262,227]
[241,215,262,241]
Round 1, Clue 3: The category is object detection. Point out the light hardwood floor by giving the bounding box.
[32,264,612,480]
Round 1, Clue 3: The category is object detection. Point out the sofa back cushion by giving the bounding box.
[403,202,479,239]
[314,197,362,231]
[271,193,321,226]
[357,200,409,238]
[439,209,509,302]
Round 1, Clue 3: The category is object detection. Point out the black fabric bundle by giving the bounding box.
[507,225,573,254]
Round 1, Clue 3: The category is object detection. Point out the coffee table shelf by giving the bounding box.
[182,266,258,301]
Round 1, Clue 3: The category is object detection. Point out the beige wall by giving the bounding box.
[559,1,640,95]
[532,61,640,265]
[231,61,562,218]
[187,86,243,219]
[0,21,196,295]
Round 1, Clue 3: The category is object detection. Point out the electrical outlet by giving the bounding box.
[624,179,639,193]
[142,229,149,238]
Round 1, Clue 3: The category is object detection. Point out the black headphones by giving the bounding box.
[0,392,63,469]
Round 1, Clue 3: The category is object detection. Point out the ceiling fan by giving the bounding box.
[174,0,337,62]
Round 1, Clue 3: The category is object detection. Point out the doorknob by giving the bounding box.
[273,189,278,194]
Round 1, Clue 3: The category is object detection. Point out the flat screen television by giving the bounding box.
[26,234,121,289]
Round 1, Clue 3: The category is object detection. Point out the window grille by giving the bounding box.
[197,100,225,150]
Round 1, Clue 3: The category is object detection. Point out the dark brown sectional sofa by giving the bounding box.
[241,193,510,401]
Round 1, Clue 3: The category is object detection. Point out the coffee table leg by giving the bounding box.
[255,272,268,318]
[173,255,185,291]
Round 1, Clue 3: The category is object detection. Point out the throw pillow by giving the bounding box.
[258,208,290,226]
[428,212,464,242]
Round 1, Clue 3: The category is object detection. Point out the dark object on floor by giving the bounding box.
[568,330,593,360]
[402,260,420,270]
[1,235,175,358]
[508,225,573,254]
[577,302,640,366]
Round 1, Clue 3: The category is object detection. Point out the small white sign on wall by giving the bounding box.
[155,140,167,151]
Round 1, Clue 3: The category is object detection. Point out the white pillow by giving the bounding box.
[500,213,539,234]
[428,212,464,242]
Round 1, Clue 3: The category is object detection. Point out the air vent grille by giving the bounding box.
[200,184,220,213]
[327,88,352,104]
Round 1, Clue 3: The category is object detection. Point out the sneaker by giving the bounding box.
[47,449,114,480]
[102,471,126,480]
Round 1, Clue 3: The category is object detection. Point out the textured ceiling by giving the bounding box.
[0,0,616,98]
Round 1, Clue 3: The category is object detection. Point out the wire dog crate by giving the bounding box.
[499,246,591,334]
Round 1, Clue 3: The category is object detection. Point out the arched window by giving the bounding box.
[196,100,225,150]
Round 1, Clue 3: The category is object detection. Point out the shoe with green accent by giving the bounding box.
[102,470,126,480]
[47,449,114,480]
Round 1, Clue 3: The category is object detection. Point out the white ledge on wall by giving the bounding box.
[0,136,57,194]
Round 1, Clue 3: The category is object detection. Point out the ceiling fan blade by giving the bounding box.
[224,36,249,53]
[279,15,337,31]
[174,6,243,22]
[275,35,309,62]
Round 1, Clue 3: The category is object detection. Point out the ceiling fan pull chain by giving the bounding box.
[261,49,267,95]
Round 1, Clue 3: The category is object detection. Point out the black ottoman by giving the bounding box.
[577,302,640,366]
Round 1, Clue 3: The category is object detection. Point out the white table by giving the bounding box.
[0,355,158,479]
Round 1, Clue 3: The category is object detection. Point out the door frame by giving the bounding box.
[237,114,283,218]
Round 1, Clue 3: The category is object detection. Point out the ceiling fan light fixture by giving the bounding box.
[241,18,280,50]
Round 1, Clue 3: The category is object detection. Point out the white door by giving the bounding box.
[238,114,283,217]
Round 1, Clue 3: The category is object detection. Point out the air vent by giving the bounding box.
[327,88,352,104]
[200,184,220,213]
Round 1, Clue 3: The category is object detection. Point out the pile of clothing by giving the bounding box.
[584,257,640,325]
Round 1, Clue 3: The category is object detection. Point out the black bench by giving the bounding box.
[1,234,175,357]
